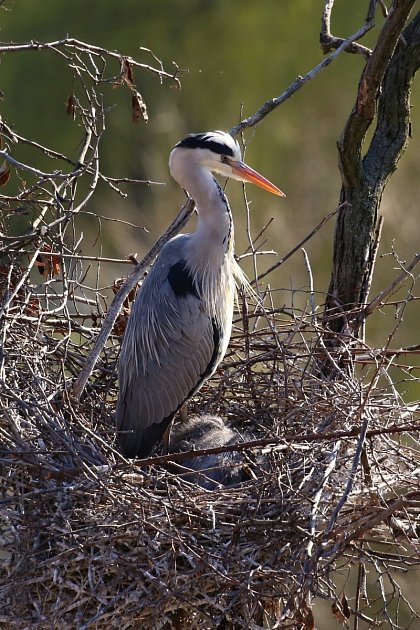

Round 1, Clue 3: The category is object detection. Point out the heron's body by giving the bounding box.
[116,131,283,458]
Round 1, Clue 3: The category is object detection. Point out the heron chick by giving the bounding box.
[116,131,284,458]
[168,415,248,489]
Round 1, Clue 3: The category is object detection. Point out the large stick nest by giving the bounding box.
[1,239,419,628]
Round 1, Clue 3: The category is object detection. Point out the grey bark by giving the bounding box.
[324,4,420,338]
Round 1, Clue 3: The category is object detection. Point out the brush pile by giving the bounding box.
[1,214,419,628]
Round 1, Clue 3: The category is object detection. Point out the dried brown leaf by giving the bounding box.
[35,245,61,279]
[131,91,148,123]
[123,58,135,86]
[0,161,10,187]
[297,605,315,630]
[332,593,351,624]
[66,93,76,119]
[341,593,351,619]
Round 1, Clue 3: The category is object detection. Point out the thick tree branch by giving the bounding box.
[338,0,417,189]
[324,4,420,339]
[365,10,420,183]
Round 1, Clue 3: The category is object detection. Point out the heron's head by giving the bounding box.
[169,130,285,197]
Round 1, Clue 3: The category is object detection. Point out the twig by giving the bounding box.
[302,248,317,323]
[229,21,377,137]
[0,37,181,86]
[254,204,343,284]
[320,0,375,58]
[3,250,139,264]
[364,252,420,317]
[0,149,73,179]
[324,411,371,536]
[115,421,420,468]
[305,440,341,559]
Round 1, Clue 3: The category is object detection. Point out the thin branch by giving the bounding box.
[301,248,317,324]
[325,412,370,536]
[0,37,181,86]
[230,20,376,137]
[254,204,343,284]
[364,252,420,317]
[0,148,73,179]
[109,421,420,468]
[320,0,375,58]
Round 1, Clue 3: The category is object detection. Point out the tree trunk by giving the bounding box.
[324,5,420,341]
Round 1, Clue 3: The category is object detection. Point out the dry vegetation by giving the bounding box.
[1,221,419,629]
[1,28,420,630]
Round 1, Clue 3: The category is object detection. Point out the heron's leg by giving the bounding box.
[179,402,188,423]
[162,423,171,454]
[162,403,188,453]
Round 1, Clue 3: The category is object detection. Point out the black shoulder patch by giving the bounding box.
[167,260,199,298]
[176,132,235,157]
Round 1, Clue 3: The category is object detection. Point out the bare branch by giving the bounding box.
[229,19,376,137]
[364,252,420,317]
[0,37,181,86]
[338,0,418,188]
[255,203,343,283]
[320,0,375,58]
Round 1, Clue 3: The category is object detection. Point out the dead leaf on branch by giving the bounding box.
[122,57,135,86]
[66,93,76,119]
[34,244,61,279]
[0,264,40,315]
[332,592,351,624]
[132,91,148,123]
[296,604,315,630]
[0,160,10,187]
[117,57,148,122]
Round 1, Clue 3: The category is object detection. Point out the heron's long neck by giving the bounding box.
[183,167,236,321]
[185,167,234,263]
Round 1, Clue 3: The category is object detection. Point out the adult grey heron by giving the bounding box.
[116,130,284,457]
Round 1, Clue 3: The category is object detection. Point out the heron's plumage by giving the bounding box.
[116,234,233,457]
[175,131,239,158]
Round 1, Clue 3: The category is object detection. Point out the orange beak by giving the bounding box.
[227,158,286,197]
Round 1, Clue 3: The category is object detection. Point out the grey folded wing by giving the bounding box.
[116,266,221,458]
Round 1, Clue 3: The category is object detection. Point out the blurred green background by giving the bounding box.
[1,0,419,400]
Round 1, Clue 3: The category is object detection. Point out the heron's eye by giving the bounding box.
[221,155,229,164]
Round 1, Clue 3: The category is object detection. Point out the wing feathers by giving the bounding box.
[116,240,229,458]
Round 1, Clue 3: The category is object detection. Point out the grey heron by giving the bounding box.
[116,130,284,458]
[168,415,248,489]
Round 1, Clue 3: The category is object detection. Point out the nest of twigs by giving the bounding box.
[1,239,419,629]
